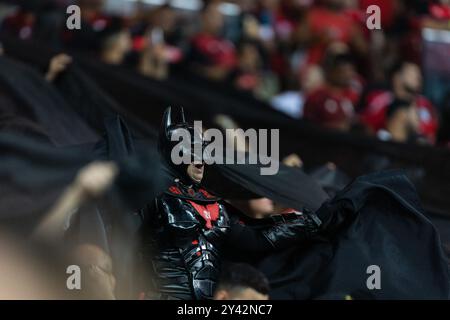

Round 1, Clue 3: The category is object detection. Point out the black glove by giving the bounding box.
[261,210,322,250]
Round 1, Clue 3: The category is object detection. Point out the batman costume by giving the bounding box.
[139,107,323,300]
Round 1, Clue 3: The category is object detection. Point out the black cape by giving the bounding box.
[1,37,449,300]
[255,171,450,299]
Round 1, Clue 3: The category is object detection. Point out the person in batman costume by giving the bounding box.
[139,107,323,300]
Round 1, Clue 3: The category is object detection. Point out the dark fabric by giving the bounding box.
[0,120,165,234]
[256,171,450,299]
[0,55,99,146]
[54,63,157,139]
[0,133,93,233]
[0,35,156,139]
[2,37,450,215]
[206,157,329,213]
[307,165,351,198]
[1,37,450,300]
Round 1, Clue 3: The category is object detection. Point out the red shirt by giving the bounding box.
[190,33,237,69]
[304,86,356,127]
[360,90,439,143]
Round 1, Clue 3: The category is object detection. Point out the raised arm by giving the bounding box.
[227,210,322,254]
[32,161,118,242]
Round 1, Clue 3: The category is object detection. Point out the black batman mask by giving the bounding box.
[158,107,206,184]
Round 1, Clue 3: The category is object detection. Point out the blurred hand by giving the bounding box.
[74,161,119,199]
[45,54,72,82]
[32,162,118,242]
[282,153,303,168]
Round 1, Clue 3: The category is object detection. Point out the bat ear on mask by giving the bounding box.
[158,107,206,181]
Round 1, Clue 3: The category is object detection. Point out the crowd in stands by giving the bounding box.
[1,0,450,146]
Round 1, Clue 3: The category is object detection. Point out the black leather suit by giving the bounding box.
[141,178,323,300]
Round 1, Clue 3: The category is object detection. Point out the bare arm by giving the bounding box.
[32,161,118,242]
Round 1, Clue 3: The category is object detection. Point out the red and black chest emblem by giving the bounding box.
[186,200,219,229]
[168,185,220,229]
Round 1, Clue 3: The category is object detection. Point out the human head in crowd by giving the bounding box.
[236,40,263,74]
[247,198,275,219]
[230,198,275,219]
[148,4,179,40]
[378,99,420,143]
[323,51,357,90]
[233,40,269,95]
[300,64,325,95]
[303,48,358,131]
[189,1,237,81]
[214,263,270,300]
[99,18,132,65]
[201,1,225,37]
[390,62,423,101]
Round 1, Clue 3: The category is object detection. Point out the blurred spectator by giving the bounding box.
[231,198,275,220]
[214,263,270,300]
[188,2,237,81]
[271,64,324,118]
[137,28,170,80]
[360,61,439,143]
[303,52,359,130]
[145,4,183,48]
[0,0,448,147]
[98,17,132,65]
[130,4,183,78]
[230,39,278,100]
[376,99,421,144]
